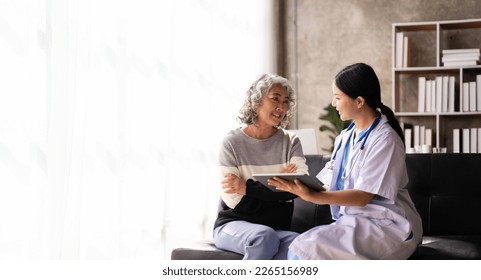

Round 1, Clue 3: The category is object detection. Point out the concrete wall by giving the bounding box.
[281,0,481,153]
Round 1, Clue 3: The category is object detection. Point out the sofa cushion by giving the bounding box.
[409,235,481,260]
[405,154,481,236]
[428,154,481,235]
[172,235,481,260]
[171,240,242,260]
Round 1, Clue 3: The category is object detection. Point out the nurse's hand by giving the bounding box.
[281,163,297,173]
[268,177,313,201]
[221,173,246,195]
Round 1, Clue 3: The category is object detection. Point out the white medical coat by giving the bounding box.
[289,115,423,259]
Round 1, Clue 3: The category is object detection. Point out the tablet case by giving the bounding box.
[252,173,326,192]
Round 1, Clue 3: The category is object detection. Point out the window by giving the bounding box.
[0,0,276,259]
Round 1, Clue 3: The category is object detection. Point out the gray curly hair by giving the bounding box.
[238,74,296,128]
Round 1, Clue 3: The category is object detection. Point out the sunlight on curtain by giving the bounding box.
[0,0,275,259]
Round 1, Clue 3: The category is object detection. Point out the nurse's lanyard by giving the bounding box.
[332,116,381,180]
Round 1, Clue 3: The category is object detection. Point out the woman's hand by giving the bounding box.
[267,177,313,201]
[282,163,297,173]
[221,173,246,195]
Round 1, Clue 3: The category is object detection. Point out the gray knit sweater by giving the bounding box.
[214,128,308,230]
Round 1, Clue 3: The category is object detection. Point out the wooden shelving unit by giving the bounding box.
[392,18,481,152]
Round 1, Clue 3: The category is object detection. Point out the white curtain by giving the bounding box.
[0,0,275,259]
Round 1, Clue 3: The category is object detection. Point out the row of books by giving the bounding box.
[442,48,480,67]
[395,34,480,68]
[418,76,454,113]
[453,128,481,153]
[395,32,410,68]
[403,124,433,153]
[402,124,481,153]
[418,75,481,113]
[462,79,481,112]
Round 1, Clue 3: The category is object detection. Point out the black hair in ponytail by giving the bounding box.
[335,63,405,143]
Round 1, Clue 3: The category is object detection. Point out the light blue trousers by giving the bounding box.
[213,220,299,260]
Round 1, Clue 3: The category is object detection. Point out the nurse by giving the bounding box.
[268,63,423,259]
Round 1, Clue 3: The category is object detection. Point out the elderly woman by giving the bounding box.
[213,74,308,260]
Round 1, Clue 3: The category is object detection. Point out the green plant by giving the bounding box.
[319,104,351,153]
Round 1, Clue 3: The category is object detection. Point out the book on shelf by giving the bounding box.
[478,75,481,112]
[420,126,425,146]
[448,76,456,112]
[462,128,470,153]
[479,128,481,153]
[444,60,479,67]
[425,128,432,147]
[426,80,432,112]
[462,82,469,112]
[471,128,478,153]
[403,35,411,67]
[469,82,477,112]
[418,77,426,113]
[436,76,443,113]
[442,76,449,112]
[440,76,449,113]
[442,48,481,55]
[431,79,436,113]
[395,32,404,68]
[453,128,460,153]
[441,54,480,62]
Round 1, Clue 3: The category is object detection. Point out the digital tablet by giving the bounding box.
[252,173,326,192]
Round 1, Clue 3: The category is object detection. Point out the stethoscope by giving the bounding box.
[330,116,381,180]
